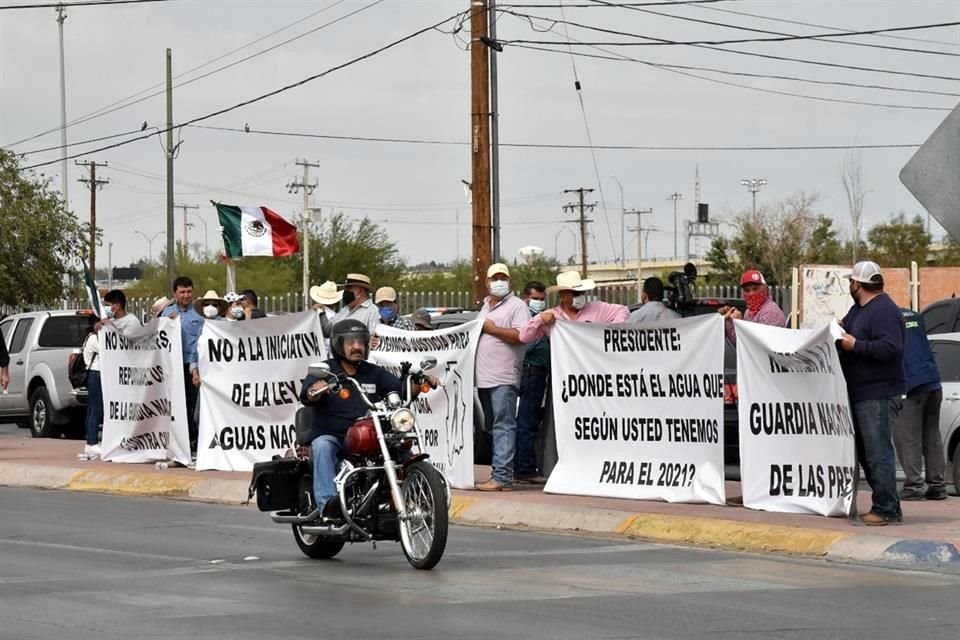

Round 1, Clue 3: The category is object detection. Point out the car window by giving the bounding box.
[930,341,960,382]
[8,318,34,354]
[922,302,954,335]
[37,316,95,348]
[0,319,11,343]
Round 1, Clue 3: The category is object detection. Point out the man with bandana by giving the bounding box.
[719,269,786,343]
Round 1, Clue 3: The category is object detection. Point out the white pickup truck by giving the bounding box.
[0,310,97,437]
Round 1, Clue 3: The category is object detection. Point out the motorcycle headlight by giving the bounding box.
[390,408,416,433]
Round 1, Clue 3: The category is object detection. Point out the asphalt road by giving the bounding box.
[0,488,958,640]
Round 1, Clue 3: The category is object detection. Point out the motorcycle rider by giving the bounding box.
[299,319,436,519]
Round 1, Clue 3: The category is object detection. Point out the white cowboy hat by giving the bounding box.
[193,290,228,315]
[547,270,596,294]
[151,296,171,317]
[310,280,343,305]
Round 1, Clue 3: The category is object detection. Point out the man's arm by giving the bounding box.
[482,320,521,344]
[0,333,9,390]
[605,302,629,324]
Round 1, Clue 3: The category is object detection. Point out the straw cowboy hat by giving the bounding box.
[193,290,228,315]
[310,280,343,305]
[547,271,596,295]
[342,273,373,290]
[151,296,171,317]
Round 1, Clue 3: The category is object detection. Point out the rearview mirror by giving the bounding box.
[308,362,332,379]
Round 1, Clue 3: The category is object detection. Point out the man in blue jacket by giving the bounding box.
[894,309,947,501]
[837,261,905,526]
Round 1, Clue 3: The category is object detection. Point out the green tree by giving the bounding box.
[934,237,960,266]
[0,149,91,307]
[864,212,930,268]
[804,215,848,265]
[304,213,405,287]
[402,260,472,293]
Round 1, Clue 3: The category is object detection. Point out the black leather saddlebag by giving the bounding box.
[248,457,311,512]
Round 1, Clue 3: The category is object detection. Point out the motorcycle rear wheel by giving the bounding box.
[398,460,448,570]
[292,524,345,560]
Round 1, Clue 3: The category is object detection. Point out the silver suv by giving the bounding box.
[0,310,97,437]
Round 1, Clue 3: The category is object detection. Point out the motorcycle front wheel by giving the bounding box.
[398,460,449,570]
[292,524,345,560]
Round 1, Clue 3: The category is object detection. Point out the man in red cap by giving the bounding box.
[718,269,786,343]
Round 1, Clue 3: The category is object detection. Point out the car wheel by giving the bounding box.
[29,387,60,439]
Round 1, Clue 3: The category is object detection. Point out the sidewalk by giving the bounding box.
[1,429,958,570]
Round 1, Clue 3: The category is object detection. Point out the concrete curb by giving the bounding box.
[2,463,958,570]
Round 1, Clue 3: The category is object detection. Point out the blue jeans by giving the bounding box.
[84,370,103,446]
[311,434,343,508]
[478,385,518,484]
[852,397,903,519]
[516,368,548,477]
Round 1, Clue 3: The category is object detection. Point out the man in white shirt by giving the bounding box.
[331,273,380,335]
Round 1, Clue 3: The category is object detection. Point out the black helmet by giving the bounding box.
[330,319,370,361]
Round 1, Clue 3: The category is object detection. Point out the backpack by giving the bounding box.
[68,335,97,389]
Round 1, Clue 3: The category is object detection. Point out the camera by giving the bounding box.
[665,263,699,315]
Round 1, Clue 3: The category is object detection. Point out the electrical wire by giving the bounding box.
[20,9,469,170]
[0,0,173,9]
[4,0,360,148]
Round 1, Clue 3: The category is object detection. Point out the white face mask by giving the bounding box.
[489,280,510,298]
[528,299,546,313]
[230,307,245,319]
[203,304,219,319]
[571,294,587,310]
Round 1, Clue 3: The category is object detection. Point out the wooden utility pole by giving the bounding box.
[165,48,175,293]
[287,159,319,310]
[470,0,492,307]
[76,160,109,276]
[563,188,596,278]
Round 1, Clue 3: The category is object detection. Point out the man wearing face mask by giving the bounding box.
[224,292,246,321]
[475,263,531,491]
[719,270,786,344]
[515,281,550,484]
[161,276,204,454]
[374,286,416,331]
[331,273,381,336]
[837,260,906,526]
[519,271,629,343]
[309,280,343,338]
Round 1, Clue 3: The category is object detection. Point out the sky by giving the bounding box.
[2,0,958,274]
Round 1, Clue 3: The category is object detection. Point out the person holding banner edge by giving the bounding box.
[519,271,629,342]
[515,281,550,484]
[719,270,786,343]
[837,261,905,526]
[161,277,205,456]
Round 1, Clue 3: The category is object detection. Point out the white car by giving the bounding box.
[928,332,960,493]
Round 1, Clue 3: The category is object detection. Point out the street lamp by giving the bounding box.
[134,230,165,263]
[740,178,767,215]
[189,213,209,260]
[666,192,684,260]
[553,226,576,262]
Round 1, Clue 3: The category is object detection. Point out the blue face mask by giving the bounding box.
[104,309,115,319]
[379,306,396,322]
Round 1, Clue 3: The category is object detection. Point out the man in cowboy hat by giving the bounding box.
[310,280,343,337]
[331,273,380,335]
[194,290,228,320]
[519,270,629,343]
[718,269,785,343]
[475,263,531,492]
[375,286,416,331]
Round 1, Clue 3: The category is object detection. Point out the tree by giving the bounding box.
[841,148,867,262]
[865,213,930,268]
[804,215,848,265]
[0,149,90,307]
[304,213,405,287]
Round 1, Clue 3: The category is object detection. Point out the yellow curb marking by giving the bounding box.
[448,495,476,519]
[615,513,853,556]
[67,469,201,497]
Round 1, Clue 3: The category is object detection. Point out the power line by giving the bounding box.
[20,9,469,171]
[0,0,173,9]
[3,0,364,148]
[501,10,960,55]
[512,42,954,110]
[500,1,734,7]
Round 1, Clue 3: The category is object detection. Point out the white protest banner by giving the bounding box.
[196,312,325,471]
[735,320,856,516]
[369,321,481,490]
[546,315,726,504]
[100,318,192,465]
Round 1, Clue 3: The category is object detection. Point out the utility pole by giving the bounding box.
[107,242,113,290]
[287,159,319,310]
[741,177,767,215]
[165,48,175,293]
[174,203,199,258]
[56,4,69,208]
[612,176,625,266]
[470,0,492,307]
[666,192,684,260]
[76,160,108,276]
[625,208,652,299]
[563,187,596,278]
[488,0,501,262]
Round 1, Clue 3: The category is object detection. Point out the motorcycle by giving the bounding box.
[248,357,450,571]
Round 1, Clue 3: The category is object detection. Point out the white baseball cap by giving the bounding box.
[848,260,883,284]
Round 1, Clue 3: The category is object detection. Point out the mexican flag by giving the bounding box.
[81,257,102,318]
[215,204,299,258]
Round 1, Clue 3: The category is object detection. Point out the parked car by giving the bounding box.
[0,310,97,437]
[922,297,960,335]
[926,333,960,493]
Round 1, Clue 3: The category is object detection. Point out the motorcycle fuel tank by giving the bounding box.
[345,417,380,457]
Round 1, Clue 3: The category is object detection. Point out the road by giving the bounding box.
[0,488,958,639]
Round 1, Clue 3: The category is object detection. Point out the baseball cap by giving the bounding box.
[486,263,510,278]
[411,308,432,329]
[374,286,398,304]
[848,260,883,284]
[739,270,766,287]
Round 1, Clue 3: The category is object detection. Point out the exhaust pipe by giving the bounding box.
[300,522,351,537]
[270,508,320,524]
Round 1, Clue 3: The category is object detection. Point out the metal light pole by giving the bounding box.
[741,178,767,215]
[612,176,625,266]
[56,4,69,207]
[667,193,684,259]
[107,242,113,290]
[189,213,209,260]
[134,230,165,263]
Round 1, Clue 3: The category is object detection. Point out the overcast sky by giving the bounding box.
[2,0,958,274]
